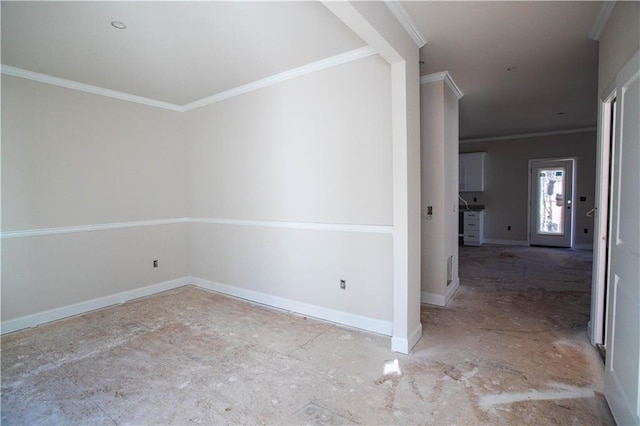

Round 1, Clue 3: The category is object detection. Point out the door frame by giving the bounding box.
[601,48,640,426]
[589,81,617,346]
[527,157,576,248]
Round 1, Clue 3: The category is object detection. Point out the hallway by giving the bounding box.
[1,246,614,424]
[412,245,613,423]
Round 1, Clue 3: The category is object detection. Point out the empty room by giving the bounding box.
[1,1,638,424]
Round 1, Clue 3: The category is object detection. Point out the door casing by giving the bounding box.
[527,158,576,248]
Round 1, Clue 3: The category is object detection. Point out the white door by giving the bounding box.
[529,159,574,247]
[604,50,640,426]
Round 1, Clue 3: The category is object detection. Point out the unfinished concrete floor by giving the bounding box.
[1,245,614,425]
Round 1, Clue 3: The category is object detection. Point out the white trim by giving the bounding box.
[460,127,597,144]
[527,157,576,248]
[384,1,427,48]
[420,71,464,100]
[1,217,392,239]
[483,239,530,246]
[587,320,594,344]
[590,82,617,346]
[445,277,460,304]
[420,291,445,307]
[1,218,189,239]
[182,46,377,111]
[589,1,616,41]
[0,65,184,112]
[189,217,393,234]
[420,279,460,308]
[391,322,422,354]
[192,277,393,336]
[1,277,191,335]
[1,47,377,113]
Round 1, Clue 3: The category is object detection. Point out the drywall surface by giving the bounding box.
[2,224,189,321]
[1,75,189,321]
[598,1,640,94]
[420,79,459,302]
[186,55,394,325]
[443,82,460,289]
[459,131,597,247]
[189,223,393,324]
[1,76,188,230]
[186,55,392,225]
[421,82,446,294]
[1,54,396,333]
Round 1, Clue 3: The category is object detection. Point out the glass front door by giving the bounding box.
[530,159,574,247]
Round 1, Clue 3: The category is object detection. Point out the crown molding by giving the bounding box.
[460,127,597,144]
[1,46,377,114]
[182,46,377,112]
[588,1,616,41]
[420,71,464,100]
[384,1,427,48]
[0,65,185,112]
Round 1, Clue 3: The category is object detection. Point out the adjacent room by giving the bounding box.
[2,1,638,424]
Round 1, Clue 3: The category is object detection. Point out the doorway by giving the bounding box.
[529,158,575,248]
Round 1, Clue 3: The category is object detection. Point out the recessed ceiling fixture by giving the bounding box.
[111,21,127,30]
[506,66,518,71]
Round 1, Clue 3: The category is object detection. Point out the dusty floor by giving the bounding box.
[1,245,614,425]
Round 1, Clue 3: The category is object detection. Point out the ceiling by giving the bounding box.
[404,1,601,140]
[1,1,365,105]
[2,1,602,140]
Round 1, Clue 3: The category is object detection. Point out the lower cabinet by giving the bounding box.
[463,211,484,246]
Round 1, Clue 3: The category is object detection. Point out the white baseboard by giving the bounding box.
[421,291,446,307]
[191,277,393,336]
[420,277,461,307]
[2,275,396,340]
[1,277,191,335]
[483,238,529,246]
[445,278,460,304]
[391,322,423,354]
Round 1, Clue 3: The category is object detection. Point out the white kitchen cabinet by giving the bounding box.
[463,211,484,246]
[459,152,486,192]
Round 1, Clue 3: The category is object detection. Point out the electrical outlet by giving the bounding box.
[584,228,588,234]
[507,226,511,231]
[340,280,346,290]
[153,260,158,268]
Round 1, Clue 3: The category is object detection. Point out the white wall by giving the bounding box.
[304,1,424,352]
[1,55,397,334]
[598,1,640,93]
[459,131,597,247]
[2,76,188,229]
[1,75,189,321]
[186,55,392,225]
[186,55,395,328]
[420,78,460,305]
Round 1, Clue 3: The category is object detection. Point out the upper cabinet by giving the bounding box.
[459,152,486,192]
